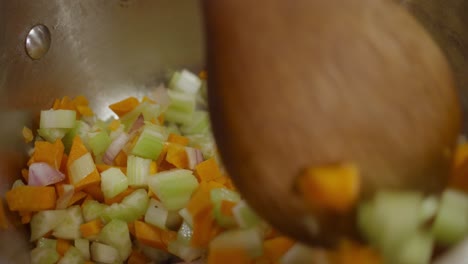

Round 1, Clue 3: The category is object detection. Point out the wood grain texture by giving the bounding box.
[204,0,460,245]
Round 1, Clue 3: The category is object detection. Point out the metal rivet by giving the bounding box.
[25,24,51,60]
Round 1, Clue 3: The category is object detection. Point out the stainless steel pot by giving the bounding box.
[0,1,466,262]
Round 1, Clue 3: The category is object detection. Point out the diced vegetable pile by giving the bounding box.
[2,69,468,264]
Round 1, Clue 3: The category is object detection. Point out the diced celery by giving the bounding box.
[420,196,440,223]
[120,101,161,130]
[168,240,204,262]
[280,243,324,264]
[99,219,132,260]
[431,190,468,245]
[131,123,166,160]
[101,203,139,223]
[90,242,120,264]
[30,247,60,264]
[357,200,379,246]
[88,130,111,156]
[57,246,85,264]
[62,120,91,153]
[180,110,210,135]
[148,169,199,210]
[75,239,90,260]
[169,69,202,94]
[69,152,96,184]
[37,128,68,143]
[233,200,261,229]
[82,200,108,222]
[53,205,84,240]
[30,210,67,241]
[433,238,468,264]
[12,179,25,189]
[394,231,433,264]
[37,238,57,249]
[127,155,151,188]
[144,198,169,230]
[177,221,194,245]
[179,208,194,228]
[102,189,149,223]
[210,228,263,258]
[101,168,128,199]
[40,109,76,129]
[372,192,423,254]
[211,188,241,228]
[121,189,149,217]
[166,123,181,135]
[165,89,196,125]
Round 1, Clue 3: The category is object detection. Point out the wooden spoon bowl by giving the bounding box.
[204,0,461,245]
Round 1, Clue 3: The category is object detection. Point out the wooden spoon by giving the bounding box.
[203,0,461,246]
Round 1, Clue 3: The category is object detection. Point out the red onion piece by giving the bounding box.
[128,114,145,134]
[28,162,65,186]
[103,132,130,165]
[185,147,204,170]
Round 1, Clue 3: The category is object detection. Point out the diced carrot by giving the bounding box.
[220,200,237,217]
[59,96,75,110]
[298,163,360,213]
[60,154,69,183]
[262,237,295,262]
[195,158,222,182]
[68,191,87,206]
[104,188,135,205]
[72,95,89,106]
[67,136,88,166]
[82,184,105,203]
[32,139,65,169]
[80,219,103,239]
[166,143,188,169]
[0,198,9,229]
[191,205,222,248]
[19,211,32,224]
[56,238,72,256]
[150,161,157,174]
[109,97,139,117]
[128,249,150,264]
[454,142,468,169]
[76,105,94,117]
[134,220,177,251]
[168,133,189,146]
[22,126,33,143]
[187,181,224,216]
[52,99,61,109]
[108,120,121,131]
[5,186,56,211]
[128,222,136,237]
[96,164,127,175]
[21,169,29,182]
[157,114,164,124]
[199,70,208,80]
[208,247,253,264]
[332,240,382,264]
[114,150,127,167]
[75,172,101,192]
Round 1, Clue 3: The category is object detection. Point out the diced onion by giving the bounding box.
[28,162,65,186]
[103,132,130,165]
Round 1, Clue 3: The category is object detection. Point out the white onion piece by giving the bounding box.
[56,184,75,209]
[28,162,65,186]
[152,84,170,110]
[103,132,130,165]
[185,147,204,170]
[433,238,468,264]
[128,114,145,134]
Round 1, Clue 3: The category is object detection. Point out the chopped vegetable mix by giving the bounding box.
[3,69,468,264]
